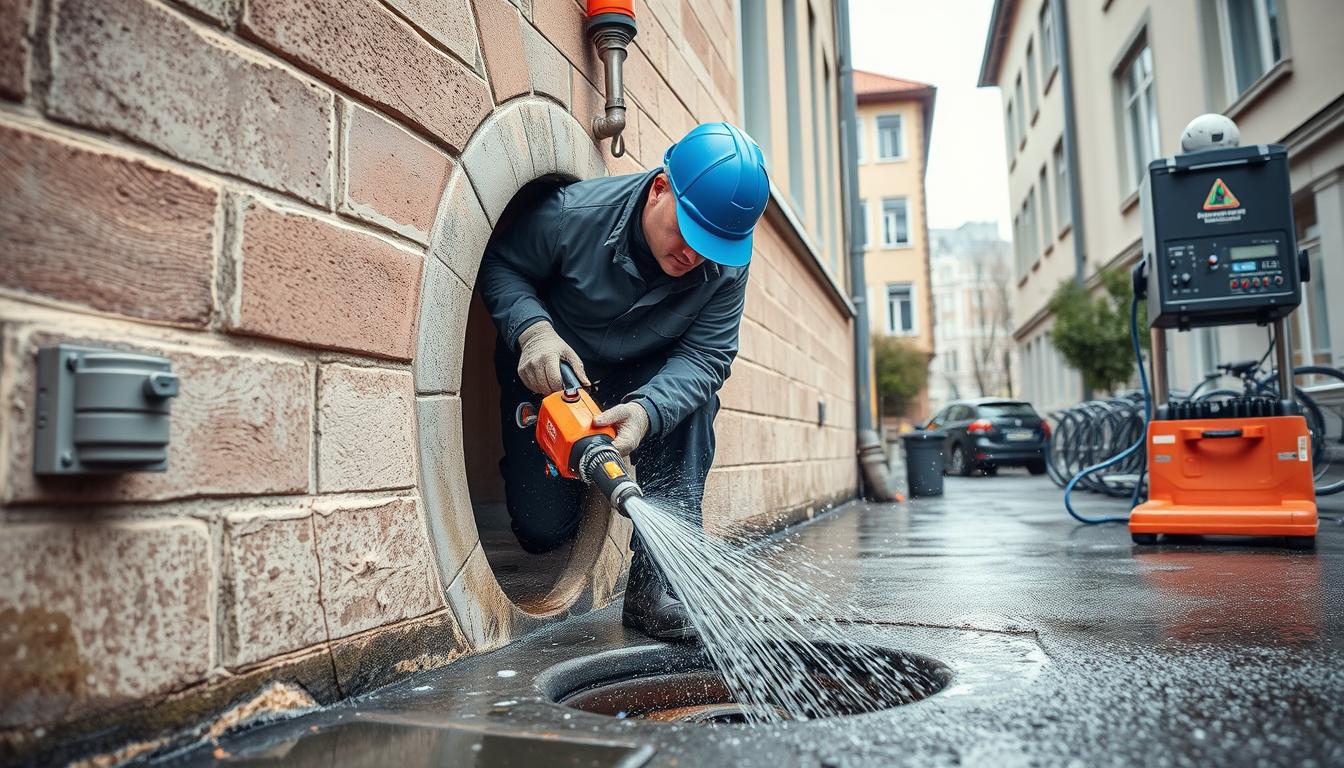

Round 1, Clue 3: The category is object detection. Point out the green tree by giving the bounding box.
[872,335,929,419]
[1048,268,1148,395]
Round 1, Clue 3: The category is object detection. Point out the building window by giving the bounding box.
[1038,164,1052,252]
[824,61,840,271]
[1053,139,1070,230]
[1026,41,1039,116]
[876,114,905,160]
[1005,100,1016,158]
[739,0,772,155]
[1216,0,1282,101]
[1119,42,1160,191]
[881,197,910,247]
[782,0,804,207]
[1040,0,1058,83]
[886,283,916,336]
[1024,187,1038,265]
[858,198,868,249]
[1012,214,1024,278]
[856,116,866,164]
[808,8,824,249]
[1014,75,1026,145]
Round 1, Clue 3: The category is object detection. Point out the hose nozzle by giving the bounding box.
[578,441,642,516]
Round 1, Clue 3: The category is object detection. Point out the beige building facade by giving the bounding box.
[980,0,1344,410]
[854,70,937,424]
[0,0,858,762]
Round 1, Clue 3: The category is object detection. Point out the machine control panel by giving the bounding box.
[1141,144,1302,329]
[1162,232,1290,302]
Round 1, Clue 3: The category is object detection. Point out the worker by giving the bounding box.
[478,122,769,640]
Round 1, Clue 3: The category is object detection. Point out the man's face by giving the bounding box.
[642,174,706,278]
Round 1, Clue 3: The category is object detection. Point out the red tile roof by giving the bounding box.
[854,70,934,97]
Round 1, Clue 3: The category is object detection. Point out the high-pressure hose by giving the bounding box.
[1062,287,1151,524]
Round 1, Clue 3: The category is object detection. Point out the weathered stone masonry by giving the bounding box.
[0,0,857,762]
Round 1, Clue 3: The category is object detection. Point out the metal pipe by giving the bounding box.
[591,31,630,156]
[836,0,897,501]
[835,0,872,436]
[1150,327,1169,408]
[1274,317,1295,407]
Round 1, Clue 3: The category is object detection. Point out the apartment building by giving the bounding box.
[980,0,1344,410]
[854,70,937,423]
[929,223,1015,409]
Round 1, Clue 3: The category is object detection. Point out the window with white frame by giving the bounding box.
[1026,41,1039,116]
[856,116,866,164]
[876,114,905,160]
[881,197,910,247]
[1005,101,1017,158]
[886,283,916,336]
[1053,139,1071,230]
[1216,0,1283,101]
[1040,0,1058,83]
[857,198,868,249]
[1119,42,1161,192]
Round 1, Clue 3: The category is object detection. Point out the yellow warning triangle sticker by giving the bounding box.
[1203,178,1241,210]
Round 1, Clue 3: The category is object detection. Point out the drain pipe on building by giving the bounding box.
[836,0,900,502]
[585,1,637,157]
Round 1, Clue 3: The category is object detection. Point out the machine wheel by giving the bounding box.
[1285,536,1316,551]
[1027,459,1048,476]
[1131,533,1158,545]
[948,445,972,477]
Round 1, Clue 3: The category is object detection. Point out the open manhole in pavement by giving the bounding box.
[539,642,951,724]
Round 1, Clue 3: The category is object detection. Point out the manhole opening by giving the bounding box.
[540,642,951,724]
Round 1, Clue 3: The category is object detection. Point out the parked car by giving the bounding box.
[922,399,1050,476]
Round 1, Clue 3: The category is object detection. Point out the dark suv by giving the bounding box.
[923,399,1050,476]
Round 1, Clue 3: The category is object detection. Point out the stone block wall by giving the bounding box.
[0,0,856,763]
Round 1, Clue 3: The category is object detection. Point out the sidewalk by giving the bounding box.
[161,473,1344,767]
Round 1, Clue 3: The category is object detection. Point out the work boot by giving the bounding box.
[621,549,698,641]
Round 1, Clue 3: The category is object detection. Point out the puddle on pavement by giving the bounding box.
[541,642,951,724]
[208,721,653,768]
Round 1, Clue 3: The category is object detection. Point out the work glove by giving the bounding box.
[593,401,651,456]
[516,321,590,395]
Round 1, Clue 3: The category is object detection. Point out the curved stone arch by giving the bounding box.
[413,98,627,652]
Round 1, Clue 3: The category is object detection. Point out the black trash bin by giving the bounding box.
[900,431,947,497]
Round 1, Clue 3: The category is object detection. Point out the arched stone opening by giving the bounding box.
[414,100,629,652]
[461,176,613,616]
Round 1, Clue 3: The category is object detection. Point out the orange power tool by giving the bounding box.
[515,361,644,515]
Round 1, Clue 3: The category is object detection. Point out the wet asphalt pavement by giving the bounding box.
[162,472,1344,767]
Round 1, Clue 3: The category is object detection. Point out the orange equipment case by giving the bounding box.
[1129,415,1318,541]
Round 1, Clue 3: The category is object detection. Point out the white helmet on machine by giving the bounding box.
[1180,113,1241,153]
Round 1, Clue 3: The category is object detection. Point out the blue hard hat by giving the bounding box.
[663,122,769,267]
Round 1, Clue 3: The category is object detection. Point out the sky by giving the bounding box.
[849,0,1011,238]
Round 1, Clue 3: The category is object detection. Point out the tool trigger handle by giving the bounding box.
[559,361,582,400]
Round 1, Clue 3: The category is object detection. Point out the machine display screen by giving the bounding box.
[1230,243,1278,260]
[1231,261,1258,273]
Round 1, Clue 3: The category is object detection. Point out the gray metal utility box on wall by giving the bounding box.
[34,345,180,475]
[1141,144,1303,331]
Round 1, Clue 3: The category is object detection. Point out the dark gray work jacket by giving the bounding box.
[478,169,748,437]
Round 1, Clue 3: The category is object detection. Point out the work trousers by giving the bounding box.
[494,338,718,554]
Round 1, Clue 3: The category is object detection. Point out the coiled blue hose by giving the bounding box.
[1063,294,1151,524]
